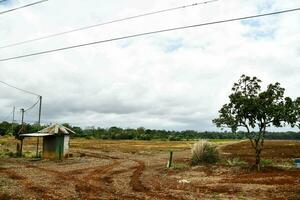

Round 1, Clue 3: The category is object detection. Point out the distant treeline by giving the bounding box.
[0,121,299,140]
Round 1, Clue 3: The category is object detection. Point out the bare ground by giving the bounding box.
[0,138,300,200]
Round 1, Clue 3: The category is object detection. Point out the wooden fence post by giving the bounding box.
[167,151,173,168]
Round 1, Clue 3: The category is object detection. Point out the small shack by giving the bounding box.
[20,124,75,159]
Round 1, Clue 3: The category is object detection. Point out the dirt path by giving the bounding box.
[75,150,184,200]
[130,160,148,193]
[0,167,63,200]
[24,159,122,199]
[1,140,300,200]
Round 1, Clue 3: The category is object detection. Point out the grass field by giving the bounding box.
[0,136,300,200]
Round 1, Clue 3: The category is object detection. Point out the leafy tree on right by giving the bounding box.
[213,75,300,171]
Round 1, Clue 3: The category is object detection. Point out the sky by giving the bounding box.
[0,0,300,131]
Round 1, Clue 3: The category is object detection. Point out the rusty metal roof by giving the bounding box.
[19,133,52,137]
[38,124,75,135]
[19,124,75,137]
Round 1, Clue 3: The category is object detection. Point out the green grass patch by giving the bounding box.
[0,151,17,158]
[208,139,240,143]
[225,157,247,167]
[261,159,274,167]
[171,163,189,170]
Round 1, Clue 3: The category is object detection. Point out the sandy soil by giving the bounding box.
[0,138,300,200]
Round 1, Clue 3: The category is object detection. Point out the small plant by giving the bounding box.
[191,140,220,165]
[7,152,16,157]
[0,151,17,158]
[226,157,247,166]
[23,151,36,158]
[261,159,274,167]
[172,163,189,170]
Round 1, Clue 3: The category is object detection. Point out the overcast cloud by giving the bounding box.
[0,0,300,131]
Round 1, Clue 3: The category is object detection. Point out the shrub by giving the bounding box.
[191,140,219,165]
[172,163,189,170]
[226,157,247,166]
[168,135,179,141]
[0,151,17,158]
[261,159,274,167]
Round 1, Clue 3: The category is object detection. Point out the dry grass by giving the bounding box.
[222,140,300,163]
[1,136,300,200]
[71,139,192,152]
[70,138,237,153]
[0,136,237,155]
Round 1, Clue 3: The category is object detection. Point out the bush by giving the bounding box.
[168,135,180,141]
[172,163,189,170]
[226,157,247,166]
[261,159,274,167]
[0,151,17,158]
[191,140,219,165]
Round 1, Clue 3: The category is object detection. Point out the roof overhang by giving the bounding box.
[19,133,53,137]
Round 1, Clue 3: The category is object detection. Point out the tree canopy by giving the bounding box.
[213,75,299,170]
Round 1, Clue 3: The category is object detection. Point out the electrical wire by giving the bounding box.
[0,0,218,49]
[0,80,40,96]
[24,97,40,112]
[0,0,49,15]
[0,7,299,62]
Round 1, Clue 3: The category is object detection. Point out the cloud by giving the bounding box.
[0,0,300,131]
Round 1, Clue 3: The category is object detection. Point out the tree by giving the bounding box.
[0,121,11,135]
[213,75,297,171]
[293,97,300,128]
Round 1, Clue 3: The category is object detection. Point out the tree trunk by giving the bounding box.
[245,128,265,172]
[254,137,265,171]
[20,139,23,157]
[255,149,261,171]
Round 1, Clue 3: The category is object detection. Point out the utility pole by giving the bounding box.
[19,108,25,157]
[11,106,15,136]
[0,80,43,157]
[36,95,42,158]
[21,108,24,130]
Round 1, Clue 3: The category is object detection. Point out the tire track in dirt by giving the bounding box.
[73,150,119,160]
[25,164,102,179]
[0,167,26,180]
[0,167,62,200]
[4,153,182,199]
[130,160,149,192]
[101,167,136,185]
[97,161,150,200]
[83,160,121,183]
[75,160,121,199]
[32,151,120,199]
[24,160,122,199]
[129,160,183,200]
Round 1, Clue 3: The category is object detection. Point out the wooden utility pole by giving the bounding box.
[21,108,24,130]
[19,108,25,157]
[11,106,15,135]
[36,96,42,158]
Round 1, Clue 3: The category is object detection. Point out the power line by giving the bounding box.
[24,97,40,112]
[0,7,299,62]
[0,0,218,49]
[0,80,40,96]
[0,0,49,15]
